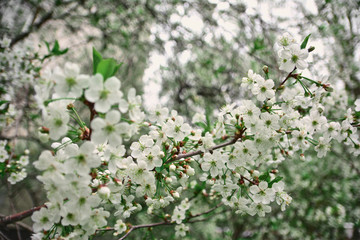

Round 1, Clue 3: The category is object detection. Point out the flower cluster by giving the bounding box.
[0,140,29,184]
[2,33,359,240]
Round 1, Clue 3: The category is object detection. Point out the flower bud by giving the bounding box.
[169,164,176,171]
[98,186,111,199]
[165,177,173,183]
[172,191,180,198]
[308,46,315,52]
[187,167,195,176]
[263,65,269,74]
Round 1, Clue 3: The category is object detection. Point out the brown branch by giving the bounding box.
[278,67,297,89]
[0,205,46,226]
[241,175,258,186]
[10,11,53,47]
[0,230,11,240]
[118,221,173,240]
[188,202,223,219]
[118,201,225,240]
[166,135,241,165]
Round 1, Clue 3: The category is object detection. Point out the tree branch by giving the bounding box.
[188,202,223,219]
[119,221,173,240]
[10,11,53,47]
[0,205,46,226]
[278,67,297,89]
[166,134,242,165]
[118,201,224,239]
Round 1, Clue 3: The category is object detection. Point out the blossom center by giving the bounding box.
[54,118,63,127]
[66,77,76,87]
[291,55,298,63]
[100,89,110,99]
[105,124,115,134]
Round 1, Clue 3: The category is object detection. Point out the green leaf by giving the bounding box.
[214,65,226,77]
[269,176,283,188]
[43,40,68,59]
[92,47,103,75]
[0,100,9,106]
[258,171,271,182]
[44,41,51,52]
[96,58,122,80]
[300,34,311,49]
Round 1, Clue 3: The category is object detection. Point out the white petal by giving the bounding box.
[259,181,268,190]
[80,141,95,153]
[95,99,111,113]
[91,131,107,145]
[105,77,121,90]
[296,60,308,70]
[91,118,106,130]
[85,89,100,102]
[105,110,120,124]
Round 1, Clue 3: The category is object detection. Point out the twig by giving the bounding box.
[241,175,258,185]
[278,67,297,89]
[10,11,53,47]
[188,202,223,219]
[0,205,46,226]
[166,134,242,164]
[118,201,225,240]
[118,221,173,240]
[0,230,11,240]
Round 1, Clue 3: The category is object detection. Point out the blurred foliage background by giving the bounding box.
[0,0,360,239]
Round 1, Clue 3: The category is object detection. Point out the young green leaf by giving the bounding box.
[300,34,311,49]
[92,47,103,75]
[96,58,122,80]
[269,176,283,188]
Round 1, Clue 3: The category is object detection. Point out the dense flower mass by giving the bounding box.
[1,33,359,240]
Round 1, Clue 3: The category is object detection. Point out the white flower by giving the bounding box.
[149,105,169,123]
[162,116,191,142]
[322,122,341,140]
[65,141,101,176]
[119,88,145,122]
[53,62,89,98]
[44,102,69,140]
[302,109,327,134]
[249,181,275,204]
[130,135,154,158]
[238,100,261,125]
[85,74,123,113]
[279,44,309,72]
[31,207,56,232]
[315,137,331,158]
[8,169,27,184]
[172,207,186,224]
[0,148,9,163]
[251,77,275,102]
[233,140,258,166]
[113,219,127,236]
[261,112,280,130]
[242,69,263,89]
[248,202,272,217]
[201,151,225,177]
[175,223,189,237]
[91,110,123,147]
[61,205,81,226]
[138,145,163,170]
[277,32,296,47]
[19,155,29,166]
[355,99,360,111]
